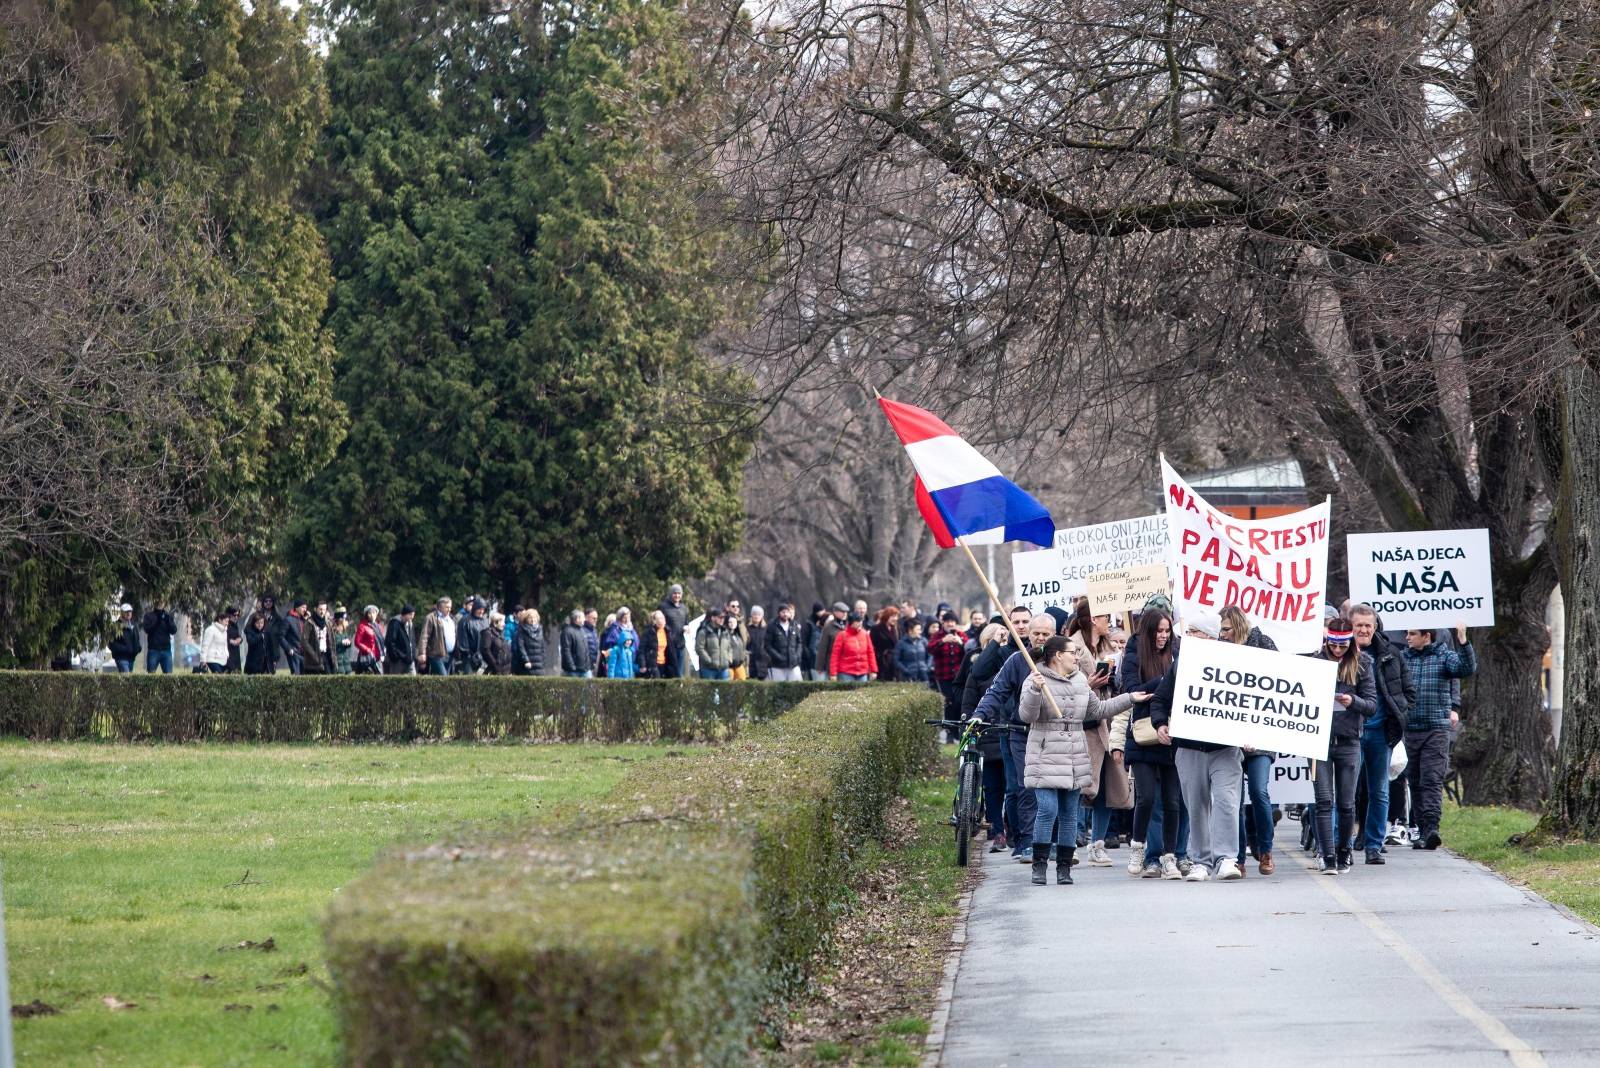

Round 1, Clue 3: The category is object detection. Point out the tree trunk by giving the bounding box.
[1453,561,1556,807]
[1536,361,1600,838]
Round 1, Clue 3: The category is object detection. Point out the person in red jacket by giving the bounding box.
[829,611,878,681]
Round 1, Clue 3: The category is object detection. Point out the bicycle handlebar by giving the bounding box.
[925,718,1023,731]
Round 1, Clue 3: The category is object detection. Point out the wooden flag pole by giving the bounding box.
[956,536,1064,720]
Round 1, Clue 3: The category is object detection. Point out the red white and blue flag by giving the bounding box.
[878,396,1055,550]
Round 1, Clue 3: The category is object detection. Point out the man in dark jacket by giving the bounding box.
[560,610,592,677]
[283,600,307,675]
[582,609,601,675]
[224,607,243,673]
[1351,605,1415,861]
[658,585,689,678]
[815,602,849,682]
[1401,622,1476,850]
[385,605,417,675]
[140,601,178,674]
[800,602,826,679]
[972,612,1057,861]
[109,604,140,673]
[766,603,805,682]
[745,606,771,680]
[300,601,330,675]
[456,598,490,674]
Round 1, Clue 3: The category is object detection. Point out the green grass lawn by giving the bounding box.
[1442,803,1600,926]
[0,740,665,1067]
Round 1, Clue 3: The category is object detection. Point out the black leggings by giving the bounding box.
[1132,762,1181,848]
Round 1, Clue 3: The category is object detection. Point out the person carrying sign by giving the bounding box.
[1219,605,1279,875]
[1148,612,1247,882]
[1310,618,1378,875]
[1401,622,1477,851]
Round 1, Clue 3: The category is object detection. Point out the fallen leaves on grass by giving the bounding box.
[101,996,137,1011]
[219,937,276,953]
[761,791,974,1066]
[11,999,59,1018]
[223,1003,253,1013]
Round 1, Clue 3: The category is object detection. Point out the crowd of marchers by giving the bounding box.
[958,593,1476,886]
[99,585,979,684]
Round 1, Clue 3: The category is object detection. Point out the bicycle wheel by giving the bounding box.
[955,757,979,867]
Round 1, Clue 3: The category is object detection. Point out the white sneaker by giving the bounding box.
[1127,842,1146,876]
[1185,863,1211,882]
[1159,853,1182,880]
[1406,825,1420,844]
[1087,841,1113,866]
[1216,858,1243,881]
[1384,822,1405,845]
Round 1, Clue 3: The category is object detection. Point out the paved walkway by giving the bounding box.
[936,823,1600,1066]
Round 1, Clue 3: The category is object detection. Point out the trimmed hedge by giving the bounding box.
[324,685,940,1066]
[0,672,850,743]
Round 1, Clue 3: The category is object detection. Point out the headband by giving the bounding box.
[1325,630,1354,641]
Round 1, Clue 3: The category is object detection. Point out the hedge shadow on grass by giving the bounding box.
[0,672,854,743]
[324,685,940,1066]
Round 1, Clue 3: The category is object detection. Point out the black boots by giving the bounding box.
[1031,843,1050,884]
[1057,848,1075,884]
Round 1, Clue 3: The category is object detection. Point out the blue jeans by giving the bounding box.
[699,668,730,680]
[836,672,869,682]
[1033,787,1082,847]
[981,755,1006,837]
[1079,788,1111,843]
[1145,796,1191,863]
[146,648,172,674]
[1238,752,1275,863]
[1003,730,1037,849]
[287,652,303,676]
[115,659,134,674]
[1361,728,1392,850]
[429,656,452,676]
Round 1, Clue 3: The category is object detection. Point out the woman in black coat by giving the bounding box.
[243,613,272,675]
[512,609,546,675]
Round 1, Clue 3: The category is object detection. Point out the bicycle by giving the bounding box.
[927,717,1020,867]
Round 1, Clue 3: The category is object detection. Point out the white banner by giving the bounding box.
[1161,457,1331,653]
[1169,639,1337,762]
[1346,529,1495,629]
[1011,514,1170,616]
[1266,759,1315,805]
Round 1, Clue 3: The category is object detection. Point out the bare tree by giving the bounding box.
[709,0,1599,809]
[0,9,237,662]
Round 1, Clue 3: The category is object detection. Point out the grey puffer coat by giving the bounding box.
[1019,665,1136,791]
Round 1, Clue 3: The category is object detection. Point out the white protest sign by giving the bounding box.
[1162,457,1331,653]
[1086,564,1171,617]
[1266,759,1315,805]
[1346,529,1495,629]
[1168,639,1337,762]
[1011,514,1169,616]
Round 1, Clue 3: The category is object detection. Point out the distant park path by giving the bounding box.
[930,836,1600,1067]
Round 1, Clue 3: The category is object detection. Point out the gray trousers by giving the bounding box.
[1313,739,1362,858]
[1175,746,1243,873]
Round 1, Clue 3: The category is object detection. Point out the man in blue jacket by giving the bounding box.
[1402,621,1476,851]
[972,611,1059,861]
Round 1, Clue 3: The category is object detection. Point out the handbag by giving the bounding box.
[1131,715,1161,746]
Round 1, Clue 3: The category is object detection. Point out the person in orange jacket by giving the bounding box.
[828,611,878,681]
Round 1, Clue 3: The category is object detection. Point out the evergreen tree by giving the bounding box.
[289,0,750,611]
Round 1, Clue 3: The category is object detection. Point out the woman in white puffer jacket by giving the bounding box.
[1020,634,1150,885]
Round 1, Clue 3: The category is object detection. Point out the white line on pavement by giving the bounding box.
[1297,858,1548,1068]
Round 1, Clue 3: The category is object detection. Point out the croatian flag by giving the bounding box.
[878,396,1055,549]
